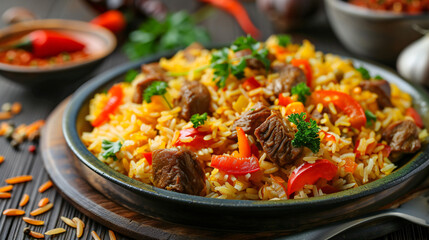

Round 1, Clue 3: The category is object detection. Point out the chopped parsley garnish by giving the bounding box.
[291,82,311,103]
[365,110,377,126]
[124,69,139,83]
[277,34,292,47]
[101,140,122,160]
[288,112,320,153]
[374,75,383,80]
[357,66,371,80]
[210,35,270,88]
[190,112,208,128]
[143,81,172,109]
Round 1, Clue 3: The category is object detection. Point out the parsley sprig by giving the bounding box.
[190,112,208,128]
[357,66,371,80]
[365,109,377,126]
[124,70,139,83]
[291,82,311,103]
[143,81,172,109]
[288,112,320,153]
[101,140,122,161]
[277,34,291,47]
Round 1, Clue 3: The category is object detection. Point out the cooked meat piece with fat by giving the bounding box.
[230,102,271,140]
[177,81,211,121]
[267,63,307,96]
[382,119,421,155]
[132,63,166,104]
[254,111,302,167]
[359,79,393,109]
[183,42,204,62]
[152,148,206,196]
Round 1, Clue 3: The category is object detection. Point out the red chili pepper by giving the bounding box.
[173,128,213,149]
[1,30,86,58]
[311,90,366,129]
[92,84,124,127]
[200,0,260,38]
[143,152,152,165]
[242,76,261,91]
[211,155,260,175]
[287,159,338,197]
[406,107,424,129]
[291,59,312,87]
[278,93,293,107]
[90,10,126,34]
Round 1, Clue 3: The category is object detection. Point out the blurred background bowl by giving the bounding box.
[0,19,116,89]
[325,0,429,64]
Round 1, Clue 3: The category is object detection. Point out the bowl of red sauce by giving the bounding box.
[325,0,429,64]
[0,19,116,88]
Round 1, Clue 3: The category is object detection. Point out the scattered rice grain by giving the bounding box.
[38,180,53,193]
[19,194,29,207]
[38,198,49,207]
[45,228,66,236]
[22,217,44,226]
[5,175,32,184]
[3,208,25,216]
[60,216,77,228]
[30,203,53,216]
[91,231,101,240]
[73,217,85,238]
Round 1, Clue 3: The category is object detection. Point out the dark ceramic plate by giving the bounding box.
[63,51,429,232]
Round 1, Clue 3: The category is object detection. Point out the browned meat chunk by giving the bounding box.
[382,119,421,154]
[267,63,307,96]
[152,148,206,196]
[310,107,334,124]
[254,111,302,167]
[177,81,211,121]
[132,63,166,104]
[359,80,393,109]
[183,42,204,62]
[230,102,271,140]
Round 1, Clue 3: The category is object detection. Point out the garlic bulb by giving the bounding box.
[397,34,429,86]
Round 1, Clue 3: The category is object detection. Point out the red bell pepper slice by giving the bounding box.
[354,139,377,158]
[92,84,124,127]
[250,144,259,158]
[211,155,260,175]
[311,90,366,129]
[291,59,312,87]
[143,152,152,165]
[173,128,213,149]
[377,143,391,158]
[242,76,261,91]
[91,10,126,34]
[200,0,260,38]
[278,93,293,107]
[237,127,251,157]
[287,159,338,197]
[406,107,424,129]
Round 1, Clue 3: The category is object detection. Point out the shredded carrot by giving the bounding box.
[25,120,45,138]
[11,102,22,115]
[38,180,53,193]
[5,175,33,184]
[0,185,13,192]
[3,209,25,216]
[38,198,49,207]
[19,194,30,207]
[0,192,11,199]
[0,112,12,120]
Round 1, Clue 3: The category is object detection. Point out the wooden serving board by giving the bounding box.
[40,99,420,240]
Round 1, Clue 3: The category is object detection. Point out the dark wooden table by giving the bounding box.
[0,0,428,239]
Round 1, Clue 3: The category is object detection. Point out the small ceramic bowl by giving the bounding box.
[325,0,429,64]
[62,51,429,231]
[0,19,116,88]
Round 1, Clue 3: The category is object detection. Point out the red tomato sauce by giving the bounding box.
[0,49,89,67]
[349,0,429,14]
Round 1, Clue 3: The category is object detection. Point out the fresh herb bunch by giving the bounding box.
[101,140,122,160]
[143,81,172,109]
[210,35,270,88]
[277,34,291,47]
[356,66,371,80]
[291,82,311,103]
[288,112,320,153]
[190,112,208,128]
[123,11,210,60]
[365,109,377,126]
[124,69,139,83]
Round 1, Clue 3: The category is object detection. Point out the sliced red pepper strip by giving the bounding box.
[287,159,338,197]
[291,59,312,87]
[173,128,213,149]
[143,152,152,165]
[91,10,126,34]
[406,107,424,129]
[200,0,260,38]
[278,93,293,107]
[242,76,261,90]
[377,143,392,158]
[250,144,259,158]
[311,90,366,129]
[211,155,260,175]
[237,127,251,158]
[92,84,124,127]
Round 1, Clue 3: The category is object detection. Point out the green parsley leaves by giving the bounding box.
[277,34,291,47]
[143,81,172,109]
[291,82,311,103]
[357,66,371,80]
[365,110,377,126]
[288,112,320,153]
[101,140,122,160]
[124,69,139,83]
[123,11,211,60]
[231,35,270,71]
[190,112,208,128]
